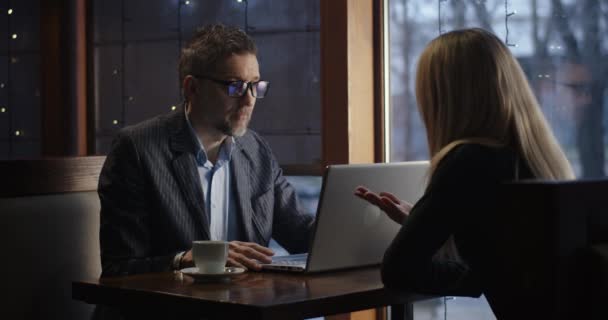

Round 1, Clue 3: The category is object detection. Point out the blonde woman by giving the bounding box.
[355,28,574,309]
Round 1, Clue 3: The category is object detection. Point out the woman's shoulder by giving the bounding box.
[434,143,519,181]
[444,143,516,163]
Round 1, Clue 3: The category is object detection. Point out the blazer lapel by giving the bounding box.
[231,148,256,243]
[168,109,210,240]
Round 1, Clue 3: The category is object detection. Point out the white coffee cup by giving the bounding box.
[192,240,229,274]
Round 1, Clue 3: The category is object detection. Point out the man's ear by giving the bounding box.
[182,75,197,101]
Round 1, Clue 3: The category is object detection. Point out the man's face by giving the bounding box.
[192,53,260,137]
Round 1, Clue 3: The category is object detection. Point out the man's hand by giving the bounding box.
[227,241,274,271]
[180,241,274,271]
[354,185,413,225]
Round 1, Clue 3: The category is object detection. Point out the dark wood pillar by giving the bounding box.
[40,0,88,156]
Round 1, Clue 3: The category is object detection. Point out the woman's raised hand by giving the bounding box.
[354,186,413,225]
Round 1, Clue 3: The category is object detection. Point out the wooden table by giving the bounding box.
[73,267,431,320]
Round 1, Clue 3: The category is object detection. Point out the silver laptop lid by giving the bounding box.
[306,161,429,272]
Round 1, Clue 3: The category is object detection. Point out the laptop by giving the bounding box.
[261,161,429,273]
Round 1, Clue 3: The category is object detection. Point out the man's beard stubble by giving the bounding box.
[216,112,249,137]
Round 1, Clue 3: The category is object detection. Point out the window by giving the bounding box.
[387,0,608,318]
[0,0,41,159]
[91,0,321,166]
[388,0,608,178]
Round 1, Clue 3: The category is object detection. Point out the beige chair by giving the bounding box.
[0,157,105,320]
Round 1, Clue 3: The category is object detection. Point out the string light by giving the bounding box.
[0,107,6,113]
[171,105,177,111]
[438,0,448,35]
[236,0,248,32]
[7,8,13,15]
[505,0,517,47]
[0,83,4,89]
[184,0,190,4]
[11,33,17,40]
[15,130,21,136]
[112,120,119,125]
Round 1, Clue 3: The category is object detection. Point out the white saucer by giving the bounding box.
[180,267,246,282]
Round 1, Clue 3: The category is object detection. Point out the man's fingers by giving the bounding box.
[233,246,273,263]
[226,257,247,269]
[229,252,262,271]
[244,242,275,256]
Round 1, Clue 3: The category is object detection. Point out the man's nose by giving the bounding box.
[239,89,255,108]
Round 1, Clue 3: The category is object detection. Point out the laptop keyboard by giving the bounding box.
[270,253,308,266]
[274,258,306,266]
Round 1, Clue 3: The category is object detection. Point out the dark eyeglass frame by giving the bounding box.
[191,74,270,99]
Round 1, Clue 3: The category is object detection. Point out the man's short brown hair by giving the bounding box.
[178,24,257,86]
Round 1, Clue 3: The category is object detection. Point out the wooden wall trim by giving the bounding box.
[41,0,69,156]
[321,0,350,165]
[321,1,385,319]
[373,0,387,163]
[321,0,377,166]
[0,156,106,197]
[73,0,88,155]
[40,0,88,156]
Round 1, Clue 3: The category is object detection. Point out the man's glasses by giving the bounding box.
[192,75,270,99]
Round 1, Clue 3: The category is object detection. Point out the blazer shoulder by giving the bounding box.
[235,129,275,161]
[115,112,174,147]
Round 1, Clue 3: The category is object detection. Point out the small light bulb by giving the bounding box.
[8,8,13,15]
[112,120,119,125]
[15,130,21,136]
[0,107,6,113]
[11,34,17,39]
[237,0,243,2]
[171,105,177,111]
[0,83,4,88]
[185,0,190,4]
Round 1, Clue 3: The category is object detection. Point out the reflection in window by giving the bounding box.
[388,0,608,318]
[0,1,41,159]
[92,0,321,166]
[388,0,608,179]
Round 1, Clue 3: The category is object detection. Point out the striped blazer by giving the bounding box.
[98,108,314,276]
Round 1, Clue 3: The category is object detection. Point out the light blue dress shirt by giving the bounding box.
[185,111,240,241]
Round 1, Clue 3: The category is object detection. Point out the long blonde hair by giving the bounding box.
[415,29,574,261]
[416,28,574,180]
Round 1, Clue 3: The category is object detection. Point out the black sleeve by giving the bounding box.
[98,132,177,276]
[381,145,507,296]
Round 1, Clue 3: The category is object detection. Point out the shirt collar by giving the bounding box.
[184,107,235,166]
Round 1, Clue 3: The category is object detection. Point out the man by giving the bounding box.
[98,24,314,276]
